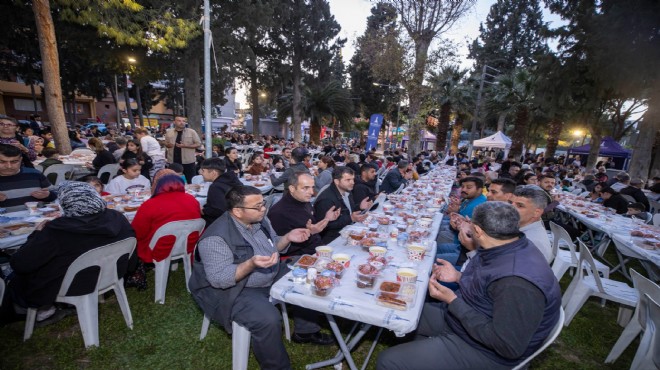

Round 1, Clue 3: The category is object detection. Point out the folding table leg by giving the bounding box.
[305,315,372,370]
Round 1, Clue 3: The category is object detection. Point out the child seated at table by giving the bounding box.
[39,147,62,172]
[85,176,110,196]
[166,163,187,184]
[105,158,151,195]
[625,202,651,223]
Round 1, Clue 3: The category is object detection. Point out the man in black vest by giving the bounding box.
[189,186,333,370]
[377,201,561,369]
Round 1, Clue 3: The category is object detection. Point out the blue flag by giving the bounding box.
[366,114,383,151]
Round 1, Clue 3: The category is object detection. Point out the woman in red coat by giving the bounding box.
[131,169,202,264]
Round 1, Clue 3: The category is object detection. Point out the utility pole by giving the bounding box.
[467,65,499,159]
[203,0,212,158]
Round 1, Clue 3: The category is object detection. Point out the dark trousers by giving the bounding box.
[377,302,511,370]
[229,267,320,370]
[182,162,196,184]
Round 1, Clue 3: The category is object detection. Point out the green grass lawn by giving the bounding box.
[1,256,643,370]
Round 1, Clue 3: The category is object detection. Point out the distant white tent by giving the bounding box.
[472,131,513,158]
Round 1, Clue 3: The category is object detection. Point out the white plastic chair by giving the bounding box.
[620,194,636,204]
[605,269,660,363]
[0,278,5,307]
[653,213,660,226]
[512,307,565,370]
[561,241,638,327]
[200,301,291,370]
[97,163,120,184]
[43,164,75,186]
[149,219,205,304]
[34,164,43,173]
[23,237,137,347]
[549,222,609,281]
[630,294,660,370]
[392,183,405,195]
[650,199,659,214]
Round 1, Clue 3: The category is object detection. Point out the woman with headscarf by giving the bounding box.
[131,169,201,265]
[7,182,135,322]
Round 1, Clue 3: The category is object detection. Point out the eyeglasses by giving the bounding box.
[0,123,17,127]
[237,201,266,211]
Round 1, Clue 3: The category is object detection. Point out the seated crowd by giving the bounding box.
[0,112,655,369]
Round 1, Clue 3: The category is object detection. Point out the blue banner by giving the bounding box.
[366,114,383,151]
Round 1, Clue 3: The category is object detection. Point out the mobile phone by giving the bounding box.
[369,202,379,211]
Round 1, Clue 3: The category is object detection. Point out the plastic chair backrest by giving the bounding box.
[550,222,577,263]
[393,183,405,194]
[43,164,75,186]
[653,213,660,227]
[315,184,330,199]
[149,219,205,257]
[34,164,43,173]
[57,237,136,297]
[0,278,5,307]
[512,307,565,370]
[577,240,605,293]
[631,269,660,327]
[97,163,120,184]
[621,194,636,204]
[650,199,659,214]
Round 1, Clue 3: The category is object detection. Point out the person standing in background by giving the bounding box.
[164,116,201,183]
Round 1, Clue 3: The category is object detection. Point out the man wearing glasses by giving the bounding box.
[0,143,56,210]
[190,186,333,370]
[0,115,36,162]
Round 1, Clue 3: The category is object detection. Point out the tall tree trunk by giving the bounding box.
[135,84,144,127]
[123,74,135,129]
[249,68,260,136]
[586,132,602,170]
[72,95,77,124]
[509,107,529,159]
[435,102,451,152]
[450,115,464,154]
[407,38,431,157]
[628,86,660,180]
[496,112,506,132]
[32,0,70,153]
[545,117,563,159]
[310,118,321,145]
[183,49,201,134]
[291,59,302,143]
[109,81,119,127]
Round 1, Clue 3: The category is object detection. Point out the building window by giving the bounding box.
[13,98,42,112]
[64,103,85,114]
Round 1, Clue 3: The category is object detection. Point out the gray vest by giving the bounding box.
[188,212,272,333]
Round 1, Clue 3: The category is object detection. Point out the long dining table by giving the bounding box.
[556,193,660,280]
[270,166,456,370]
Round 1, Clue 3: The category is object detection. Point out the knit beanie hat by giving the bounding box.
[58,181,106,217]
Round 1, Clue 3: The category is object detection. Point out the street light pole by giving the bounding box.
[114,74,121,129]
[203,0,212,158]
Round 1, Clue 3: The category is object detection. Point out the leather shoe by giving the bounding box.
[291,331,335,345]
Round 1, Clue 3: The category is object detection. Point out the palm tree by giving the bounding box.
[490,68,537,158]
[278,80,353,144]
[428,66,467,152]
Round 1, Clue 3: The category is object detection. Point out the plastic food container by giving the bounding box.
[396,268,418,283]
[294,254,318,269]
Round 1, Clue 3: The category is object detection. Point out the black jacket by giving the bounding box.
[381,169,407,194]
[10,209,135,307]
[314,183,358,244]
[268,193,321,256]
[352,176,377,204]
[203,171,243,225]
[620,186,650,212]
[603,193,630,214]
[92,150,116,170]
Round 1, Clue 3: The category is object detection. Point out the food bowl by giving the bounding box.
[407,245,426,261]
[312,276,335,297]
[315,246,333,258]
[331,253,351,267]
[396,268,418,283]
[369,246,387,257]
[418,217,433,228]
[349,231,366,240]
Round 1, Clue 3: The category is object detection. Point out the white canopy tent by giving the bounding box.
[472,131,512,158]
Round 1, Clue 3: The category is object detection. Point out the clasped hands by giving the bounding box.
[428,258,461,304]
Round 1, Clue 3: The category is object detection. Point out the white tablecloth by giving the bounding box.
[270,166,456,337]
